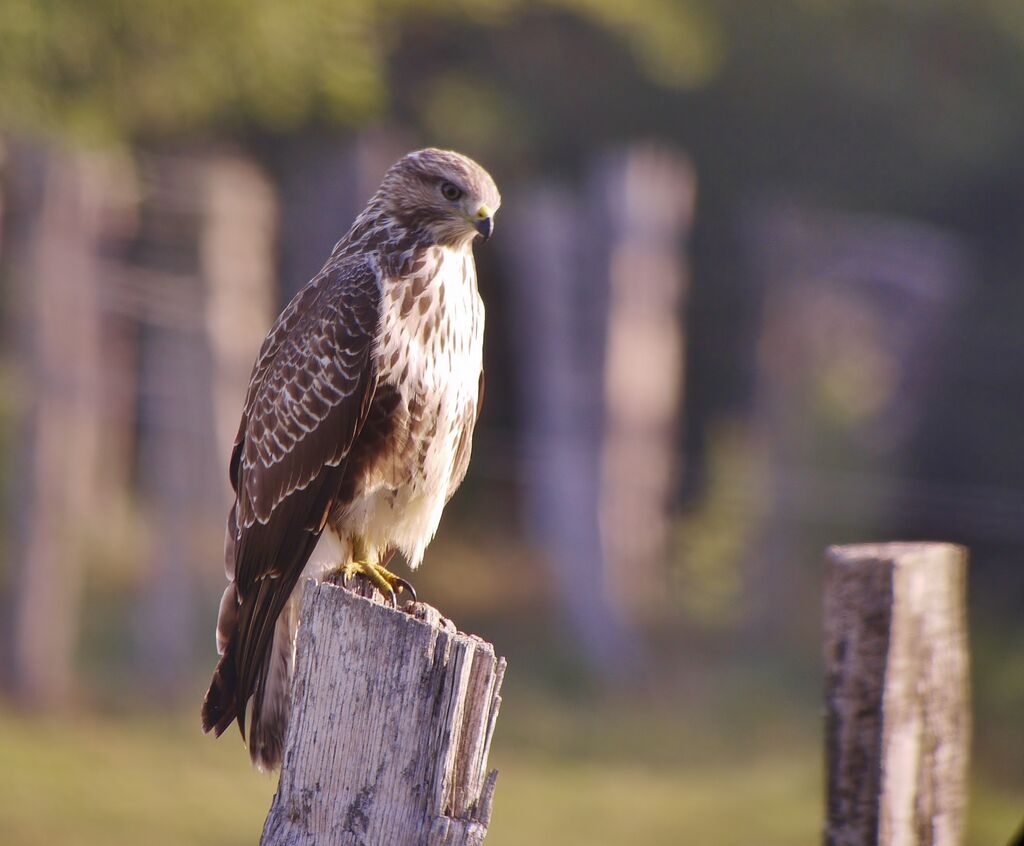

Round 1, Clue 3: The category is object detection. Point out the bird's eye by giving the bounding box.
[440,181,463,202]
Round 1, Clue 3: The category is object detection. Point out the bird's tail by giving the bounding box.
[248,599,298,772]
[201,650,239,736]
[202,582,241,736]
[201,581,298,771]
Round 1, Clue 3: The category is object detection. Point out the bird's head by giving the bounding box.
[380,148,500,249]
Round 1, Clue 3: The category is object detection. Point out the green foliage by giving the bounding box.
[0,0,392,140]
[0,0,717,142]
[671,424,768,630]
[550,0,722,86]
[4,0,1023,204]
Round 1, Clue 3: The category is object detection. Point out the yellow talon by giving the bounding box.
[335,559,416,606]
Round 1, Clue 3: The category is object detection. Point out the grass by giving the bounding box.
[489,750,819,846]
[0,709,273,846]
[0,685,1019,846]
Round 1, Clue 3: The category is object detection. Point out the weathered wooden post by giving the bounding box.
[261,582,505,846]
[824,542,970,846]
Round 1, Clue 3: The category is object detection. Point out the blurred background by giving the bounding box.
[0,1,1022,843]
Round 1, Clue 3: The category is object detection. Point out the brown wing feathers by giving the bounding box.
[201,261,381,740]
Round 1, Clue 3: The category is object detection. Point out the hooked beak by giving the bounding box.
[473,205,494,242]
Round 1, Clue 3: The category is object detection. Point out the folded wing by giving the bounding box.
[202,259,381,740]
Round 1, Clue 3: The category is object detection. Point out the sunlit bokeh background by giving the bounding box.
[1,2,1023,843]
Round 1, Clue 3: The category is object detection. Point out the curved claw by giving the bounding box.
[394,576,417,604]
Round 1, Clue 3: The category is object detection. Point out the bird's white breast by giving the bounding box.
[337,245,483,568]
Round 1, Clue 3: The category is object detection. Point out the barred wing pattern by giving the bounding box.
[202,258,381,738]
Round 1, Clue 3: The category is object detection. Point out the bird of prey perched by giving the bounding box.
[201,148,499,771]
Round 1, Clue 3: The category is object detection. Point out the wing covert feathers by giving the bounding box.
[202,259,381,750]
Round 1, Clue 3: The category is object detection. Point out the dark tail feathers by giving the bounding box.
[201,648,239,737]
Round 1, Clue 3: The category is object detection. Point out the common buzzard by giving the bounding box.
[201,149,500,770]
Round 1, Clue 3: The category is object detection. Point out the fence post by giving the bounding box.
[261,582,505,846]
[823,542,970,846]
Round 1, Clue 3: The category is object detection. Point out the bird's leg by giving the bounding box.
[331,540,416,606]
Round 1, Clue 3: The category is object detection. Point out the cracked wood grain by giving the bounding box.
[261,582,505,846]
[824,543,970,846]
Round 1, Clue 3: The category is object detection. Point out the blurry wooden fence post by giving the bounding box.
[132,153,212,697]
[501,185,639,673]
[261,584,504,846]
[127,150,278,697]
[200,153,277,470]
[500,144,693,674]
[3,145,107,705]
[594,146,695,621]
[824,542,969,846]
